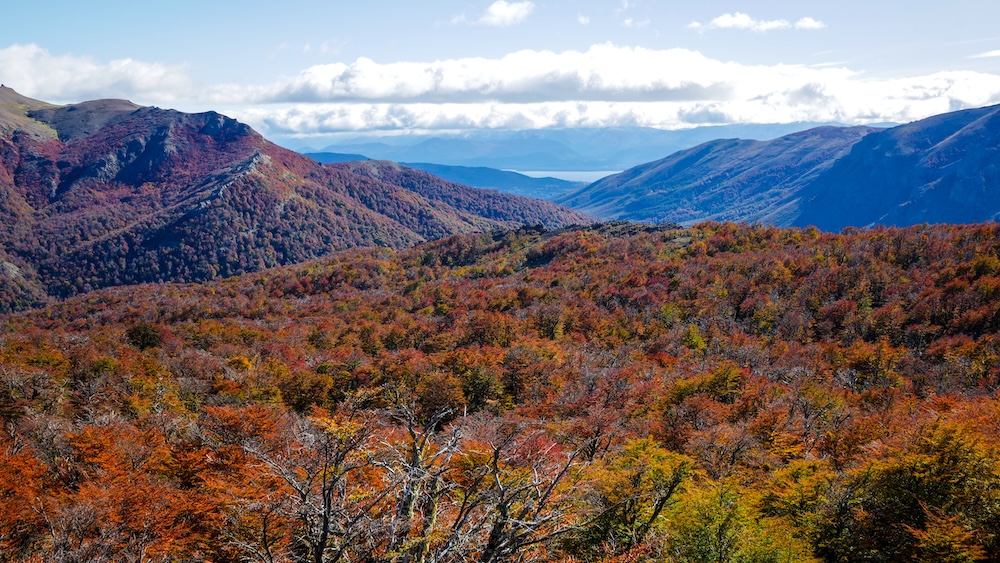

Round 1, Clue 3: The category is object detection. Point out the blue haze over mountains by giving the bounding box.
[305,152,587,201]
[305,123,846,171]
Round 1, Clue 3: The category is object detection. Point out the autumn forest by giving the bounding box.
[1,221,999,562]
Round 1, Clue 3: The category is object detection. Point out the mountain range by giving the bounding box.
[5,84,1000,313]
[0,86,587,312]
[304,123,841,171]
[306,152,585,201]
[558,103,1000,230]
[401,163,585,200]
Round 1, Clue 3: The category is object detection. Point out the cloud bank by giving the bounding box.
[228,45,739,105]
[3,43,1000,138]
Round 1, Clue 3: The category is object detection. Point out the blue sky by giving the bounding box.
[4,0,1000,142]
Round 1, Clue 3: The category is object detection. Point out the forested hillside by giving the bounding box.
[2,221,999,562]
[0,86,587,312]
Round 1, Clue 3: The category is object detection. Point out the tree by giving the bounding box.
[0,434,48,558]
[906,504,986,563]
[378,395,464,563]
[205,404,392,563]
[126,323,163,351]
[431,418,594,563]
[665,482,818,563]
[570,438,692,557]
[837,421,1000,561]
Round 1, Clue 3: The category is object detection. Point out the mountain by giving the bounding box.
[305,123,839,171]
[557,126,878,225]
[396,163,585,200]
[557,103,1000,230]
[0,86,588,311]
[794,104,1000,230]
[317,135,585,170]
[305,154,587,201]
[305,151,370,164]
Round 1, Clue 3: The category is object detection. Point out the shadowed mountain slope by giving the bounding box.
[793,104,1000,229]
[557,126,877,225]
[558,103,1000,230]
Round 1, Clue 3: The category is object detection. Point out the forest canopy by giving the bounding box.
[2,221,1000,562]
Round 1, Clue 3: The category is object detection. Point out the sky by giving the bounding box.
[4,0,1000,145]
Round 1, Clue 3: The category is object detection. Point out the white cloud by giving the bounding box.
[230,68,1000,138]
[715,12,789,32]
[0,43,190,104]
[688,12,825,33]
[795,17,827,30]
[971,49,1000,58]
[810,61,848,68]
[4,42,1000,137]
[214,45,740,105]
[623,18,650,28]
[476,1,534,26]
[205,44,1000,136]
[578,14,590,25]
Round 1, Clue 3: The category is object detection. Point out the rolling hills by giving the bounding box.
[395,162,585,200]
[559,103,1000,230]
[0,86,588,311]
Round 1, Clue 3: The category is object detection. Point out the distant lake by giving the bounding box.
[509,170,620,183]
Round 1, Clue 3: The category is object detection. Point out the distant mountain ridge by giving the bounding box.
[794,104,1000,230]
[306,152,586,201]
[0,86,588,312]
[400,163,586,200]
[558,103,1000,230]
[305,151,370,164]
[307,123,842,171]
[557,126,878,225]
